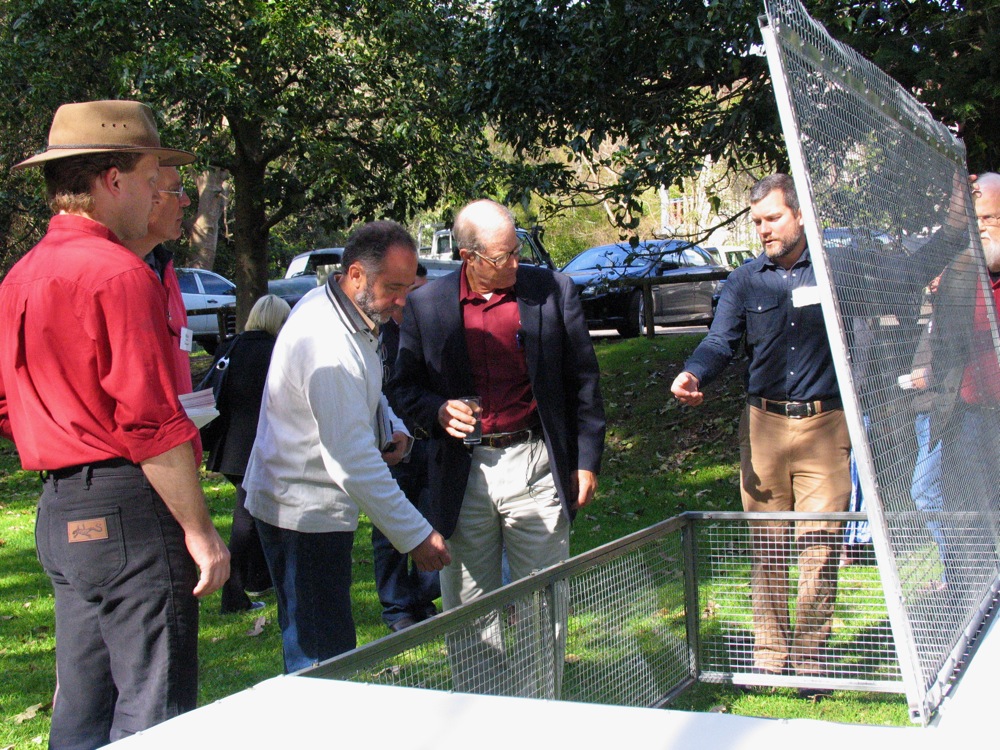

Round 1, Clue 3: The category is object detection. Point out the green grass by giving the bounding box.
[0,333,909,748]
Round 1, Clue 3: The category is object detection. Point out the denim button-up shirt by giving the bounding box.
[683,248,839,402]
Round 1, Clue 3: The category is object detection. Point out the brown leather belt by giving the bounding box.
[746,395,842,419]
[480,427,539,449]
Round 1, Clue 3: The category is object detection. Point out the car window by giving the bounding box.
[200,273,235,295]
[176,271,199,294]
[657,253,681,272]
[308,253,342,273]
[682,248,709,266]
[563,245,631,272]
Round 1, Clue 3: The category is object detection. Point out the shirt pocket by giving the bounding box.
[745,296,783,348]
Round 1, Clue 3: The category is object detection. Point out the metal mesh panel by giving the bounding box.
[304,514,901,706]
[761,0,1000,723]
[305,521,695,706]
[693,514,900,692]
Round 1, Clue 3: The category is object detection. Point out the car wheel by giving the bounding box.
[617,290,644,338]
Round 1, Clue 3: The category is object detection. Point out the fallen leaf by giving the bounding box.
[13,701,51,724]
[246,615,266,637]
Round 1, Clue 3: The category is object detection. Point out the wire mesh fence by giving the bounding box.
[305,512,900,707]
[761,0,1000,723]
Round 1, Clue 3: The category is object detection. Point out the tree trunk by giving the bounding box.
[186,168,228,270]
[230,180,269,330]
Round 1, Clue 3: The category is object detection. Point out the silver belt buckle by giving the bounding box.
[784,401,812,418]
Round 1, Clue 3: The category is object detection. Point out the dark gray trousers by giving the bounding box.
[36,463,199,749]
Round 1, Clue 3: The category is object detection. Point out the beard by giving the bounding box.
[354,283,396,326]
[983,234,1000,274]
[763,236,801,261]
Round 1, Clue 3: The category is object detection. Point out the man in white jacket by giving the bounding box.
[245,220,450,672]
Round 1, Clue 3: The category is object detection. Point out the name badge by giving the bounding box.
[179,326,194,352]
[792,285,821,308]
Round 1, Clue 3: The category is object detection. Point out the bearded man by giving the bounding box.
[244,220,449,672]
[671,174,851,689]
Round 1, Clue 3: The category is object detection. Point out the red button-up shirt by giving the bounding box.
[460,265,537,434]
[959,272,1000,405]
[0,214,198,470]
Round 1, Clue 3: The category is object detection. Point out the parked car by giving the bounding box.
[417,226,555,279]
[561,240,728,337]
[176,268,237,352]
[705,245,756,269]
[267,247,344,308]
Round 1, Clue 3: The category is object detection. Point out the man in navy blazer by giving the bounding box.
[392,200,605,623]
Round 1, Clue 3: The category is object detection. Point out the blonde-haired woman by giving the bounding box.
[205,294,292,613]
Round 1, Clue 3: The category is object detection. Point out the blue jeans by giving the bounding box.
[372,446,440,627]
[256,520,356,673]
[911,412,947,581]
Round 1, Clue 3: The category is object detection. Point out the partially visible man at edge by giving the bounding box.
[0,100,229,750]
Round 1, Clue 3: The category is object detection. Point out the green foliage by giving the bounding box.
[812,0,1000,173]
[0,0,494,321]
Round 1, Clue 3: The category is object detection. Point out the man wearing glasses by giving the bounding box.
[391,200,605,693]
[124,168,196,435]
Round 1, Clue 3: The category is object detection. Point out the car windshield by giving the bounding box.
[562,244,653,272]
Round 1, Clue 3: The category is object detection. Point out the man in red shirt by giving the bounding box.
[0,101,229,749]
[391,199,605,694]
[123,166,195,398]
[928,172,1000,584]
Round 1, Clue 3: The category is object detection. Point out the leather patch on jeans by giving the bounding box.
[67,518,109,543]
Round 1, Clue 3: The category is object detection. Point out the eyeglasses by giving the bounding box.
[472,243,522,268]
[977,214,1000,227]
[159,187,187,198]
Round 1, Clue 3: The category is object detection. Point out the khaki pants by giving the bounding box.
[441,437,569,697]
[739,404,852,675]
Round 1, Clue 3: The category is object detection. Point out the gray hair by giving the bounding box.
[453,200,516,254]
[341,220,417,276]
[750,173,800,212]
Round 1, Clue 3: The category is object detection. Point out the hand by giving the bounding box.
[409,531,451,572]
[571,469,598,510]
[671,371,704,406]
[381,430,411,467]
[437,399,480,440]
[185,527,231,597]
[911,367,930,390]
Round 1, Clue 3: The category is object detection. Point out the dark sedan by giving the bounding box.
[561,240,728,337]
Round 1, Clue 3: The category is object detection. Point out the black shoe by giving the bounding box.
[420,604,439,621]
[388,615,419,633]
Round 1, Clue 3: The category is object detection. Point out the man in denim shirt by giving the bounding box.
[671,174,851,684]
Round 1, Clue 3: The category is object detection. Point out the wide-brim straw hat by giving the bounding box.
[13,100,195,170]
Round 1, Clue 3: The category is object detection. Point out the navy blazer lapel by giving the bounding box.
[516,268,546,384]
[436,271,477,394]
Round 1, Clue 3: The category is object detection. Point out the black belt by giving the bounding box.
[46,458,138,480]
[480,427,539,449]
[746,395,842,419]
